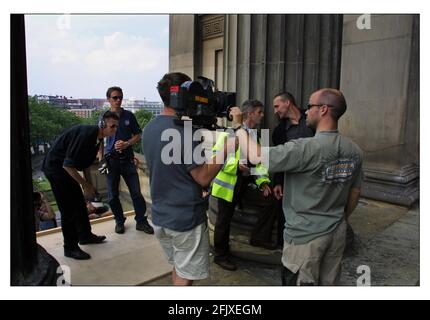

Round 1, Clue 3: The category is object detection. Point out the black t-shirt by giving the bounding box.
[42,125,101,175]
[272,111,315,185]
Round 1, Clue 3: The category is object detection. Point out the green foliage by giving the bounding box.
[133,109,154,153]
[134,108,154,129]
[32,176,51,192]
[28,97,83,145]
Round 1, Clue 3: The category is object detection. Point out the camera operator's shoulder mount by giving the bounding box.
[170,76,236,130]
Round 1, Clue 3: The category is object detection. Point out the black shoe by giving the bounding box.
[214,257,237,271]
[79,234,106,245]
[115,222,125,234]
[64,247,91,260]
[136,219,154,234]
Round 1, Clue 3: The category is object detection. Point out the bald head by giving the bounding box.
[314,88,347,121]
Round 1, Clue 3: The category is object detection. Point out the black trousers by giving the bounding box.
[281,266,299,286]
[45,172,92,250]
[214,176,277,258]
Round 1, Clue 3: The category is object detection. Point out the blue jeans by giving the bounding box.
[107,158,147,224]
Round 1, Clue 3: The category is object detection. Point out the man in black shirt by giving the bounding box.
[272,92,315,246]
[42,111,119,260]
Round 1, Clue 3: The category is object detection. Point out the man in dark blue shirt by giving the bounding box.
[42,111,119,260]
[101,86,154,235]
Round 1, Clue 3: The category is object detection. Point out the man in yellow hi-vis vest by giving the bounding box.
[211,100,277,271]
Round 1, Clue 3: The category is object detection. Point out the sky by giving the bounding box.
[25,14,169,101]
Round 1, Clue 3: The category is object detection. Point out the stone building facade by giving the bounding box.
[169,14,419,206]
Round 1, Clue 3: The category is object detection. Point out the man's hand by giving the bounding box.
[82,182,96,200]
[261,183,272,197]
[229,106,242,127]
[114,140,129,151]
[273,184,283,200]
[238,164,250,174]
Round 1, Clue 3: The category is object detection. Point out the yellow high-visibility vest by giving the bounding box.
[211,132,270,202]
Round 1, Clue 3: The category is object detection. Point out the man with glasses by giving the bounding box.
[235,88,363,285]
[100,86,154,235]
[42,111,119,260]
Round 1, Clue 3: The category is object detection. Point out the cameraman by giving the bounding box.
[142,72,237,286]
[42,111,119,260]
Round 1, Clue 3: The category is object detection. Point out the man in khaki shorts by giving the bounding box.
[143,72,236,285]
[235,88,363,285]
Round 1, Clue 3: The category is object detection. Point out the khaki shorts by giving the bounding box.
[154,221,210,281]
[282,219,347,286]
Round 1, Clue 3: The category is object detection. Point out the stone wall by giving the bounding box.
[169,14,419,206]
[339,15,419,206]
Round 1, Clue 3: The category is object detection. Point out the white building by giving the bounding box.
[122,98,163,116]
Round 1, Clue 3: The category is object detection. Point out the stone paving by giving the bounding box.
[146,199,419,286]
[36,197,419,286]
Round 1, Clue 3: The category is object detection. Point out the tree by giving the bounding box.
[28,97,83,146]
[134,109,154,129]
[133,109,154,153]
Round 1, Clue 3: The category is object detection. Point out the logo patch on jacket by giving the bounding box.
[125,120,130,126]
[322,159,356,183]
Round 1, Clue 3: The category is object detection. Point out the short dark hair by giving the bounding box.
[241,99,264,119]
[274,91,297,106]
[106,86,123,99]
[157,72,192,107]
[102,110,120,122]
[317,88,347,121]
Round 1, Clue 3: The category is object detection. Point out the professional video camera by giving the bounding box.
[170,76,236,130]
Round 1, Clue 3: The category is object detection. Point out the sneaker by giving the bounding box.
[136,219,154,234]
[115,222,125,234]
[214,257,238,271]
[64,247,91,260]
[79,234,106,245]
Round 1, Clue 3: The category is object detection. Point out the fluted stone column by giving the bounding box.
[224,14,343,136]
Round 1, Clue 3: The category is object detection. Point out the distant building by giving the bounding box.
[69,108,94,119]
[122,98,163,116]
[32,94,162,116]
[33,95,82,109]
[79,98,107,109]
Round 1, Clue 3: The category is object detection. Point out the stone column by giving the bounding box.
[339,15,419,206]
[169,15,198,78]
[224,14,343,137]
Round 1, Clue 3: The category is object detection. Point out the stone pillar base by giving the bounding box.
[362,164,419,207]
